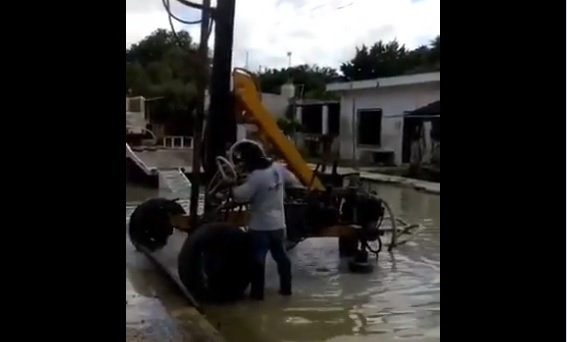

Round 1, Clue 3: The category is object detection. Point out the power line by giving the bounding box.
[335,2,353,10]
[162,0,202,25]
[161,0,214,50]
[272,1,355,27]
[306,1,353,14]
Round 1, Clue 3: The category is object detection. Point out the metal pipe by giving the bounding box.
[189,0,211,225]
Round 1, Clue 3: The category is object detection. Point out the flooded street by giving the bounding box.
[126,218,187,342]
[126,182,440,342]
[126,184,158,203]
[126,203,226,342]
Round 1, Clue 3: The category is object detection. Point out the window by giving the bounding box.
[328,103,340,135]
[300,104,323,134]
[357,109,383,146]
[298,103,340,135]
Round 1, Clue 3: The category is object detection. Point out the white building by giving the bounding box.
[326,72,440,165]
[261,93,289,119]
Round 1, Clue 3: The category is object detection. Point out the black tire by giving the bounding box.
[128,198,185,251]
[178,222,253,302]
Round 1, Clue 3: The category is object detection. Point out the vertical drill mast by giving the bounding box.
[204,0,237,183]
[188,0,238,217]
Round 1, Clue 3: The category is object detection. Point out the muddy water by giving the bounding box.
[126,184,158,203]
[125,182,440,342]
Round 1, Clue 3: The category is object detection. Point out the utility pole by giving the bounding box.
[189,0,211,224]
[205,0,237,193]
[284,52,295,122]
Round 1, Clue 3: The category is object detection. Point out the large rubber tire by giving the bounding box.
[178,222,253,302]
[129,198,185,251]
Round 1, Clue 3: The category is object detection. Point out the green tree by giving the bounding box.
[340,35,440,80]
[126,30,440,133]
[126,29,201,126]
[256,64,340,100]
[276,117,303,136]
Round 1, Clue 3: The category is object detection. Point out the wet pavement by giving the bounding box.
[125,270,185,342]
[308,164,440,194]
[126,184,158,203]
[126,204,225,342]
[126,182,440,342]
[127,148,203,172]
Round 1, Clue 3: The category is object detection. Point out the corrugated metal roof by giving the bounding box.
[405,100,440,116]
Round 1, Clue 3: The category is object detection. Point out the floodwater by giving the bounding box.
[126,218,187,342]
[126,182,440,342]
[126,199,225,342]
[126,184,158,203]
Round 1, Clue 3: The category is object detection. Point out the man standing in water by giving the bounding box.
[230,141,303,300]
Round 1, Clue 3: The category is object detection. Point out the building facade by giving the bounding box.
[326,72,440,165]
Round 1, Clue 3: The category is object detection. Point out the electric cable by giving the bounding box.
[162,0,215,50]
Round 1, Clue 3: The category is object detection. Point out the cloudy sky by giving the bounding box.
[126,0,439,71]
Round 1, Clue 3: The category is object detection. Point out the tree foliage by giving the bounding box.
[126,29,201,127]
[125,30,439,130]
[340,35,440,81]
[256,65,341,100]
[276,117,303,136]
[255,35,440,99]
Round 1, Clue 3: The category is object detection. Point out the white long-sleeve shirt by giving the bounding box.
[232,163,301,231]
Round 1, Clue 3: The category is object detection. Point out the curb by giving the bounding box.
[360,173,440,194]
[307,164,440,194]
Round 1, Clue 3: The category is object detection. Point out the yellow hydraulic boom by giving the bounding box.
[231,68,325,191]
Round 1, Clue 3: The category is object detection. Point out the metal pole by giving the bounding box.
[189,0,211,225]
[351,82,357,170]
[205,0,237,190]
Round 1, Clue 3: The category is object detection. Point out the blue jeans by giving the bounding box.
[248,229,292,298]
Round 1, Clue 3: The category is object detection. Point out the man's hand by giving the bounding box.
[236,173,248,185]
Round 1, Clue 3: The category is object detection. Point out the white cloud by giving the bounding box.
[126,0,439,70]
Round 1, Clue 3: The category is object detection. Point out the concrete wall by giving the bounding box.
[236,93,289,142]
[206,91,289,119]
[338,82,440,165]
[261,93,289,119]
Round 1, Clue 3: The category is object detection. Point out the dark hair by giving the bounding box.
[239,142,272,172]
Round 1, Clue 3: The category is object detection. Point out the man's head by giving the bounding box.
[234,140,271,172]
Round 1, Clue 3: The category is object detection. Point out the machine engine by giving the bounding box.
[283,183,385,247]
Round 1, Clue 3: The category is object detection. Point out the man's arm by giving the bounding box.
[277,163,304,188]
[231,174,258,203]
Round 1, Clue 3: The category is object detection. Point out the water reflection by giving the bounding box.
[202,184,440,342]
[125,182,440,342]
[126,183,158,203]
